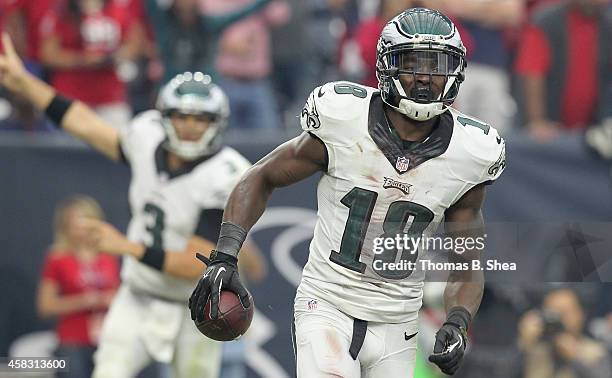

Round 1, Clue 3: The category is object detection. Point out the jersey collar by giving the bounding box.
[368,94,453,174]
[154,140,217,180]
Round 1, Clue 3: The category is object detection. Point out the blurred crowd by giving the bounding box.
[420,283,612,378]
[0,0,609,142]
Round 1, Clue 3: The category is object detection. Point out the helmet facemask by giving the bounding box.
[378,46,465,121]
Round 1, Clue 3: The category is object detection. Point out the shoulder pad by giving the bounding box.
[119,110,163,162]
[129,109,162,131]
[449,109,506,183]
[300,81,377,147]
[194,147,251,181]
[123,109,163,141]
[193,148,252,208]
[214,147,252,178]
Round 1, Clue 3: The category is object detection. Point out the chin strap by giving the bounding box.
[398,99,446,121]
[389,75,447,121]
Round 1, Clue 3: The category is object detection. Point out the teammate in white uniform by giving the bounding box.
[86,76,252,378]
[0,35,255,377]
[188,7,506,377]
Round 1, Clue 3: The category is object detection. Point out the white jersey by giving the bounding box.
[297,82,506,323]
[118,110,251,301]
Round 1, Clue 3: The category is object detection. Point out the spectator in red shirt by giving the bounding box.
[36,195,120,378]
[515,0,611,141]
[39,0,145,129]
[340,0,418,88]
[2,0,56,63]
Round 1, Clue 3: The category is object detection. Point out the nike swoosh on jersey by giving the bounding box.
[317,87,325,97]
[404,332,418,341]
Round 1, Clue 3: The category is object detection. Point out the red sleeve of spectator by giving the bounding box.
[41,253,61,283]
[515,24,551,76]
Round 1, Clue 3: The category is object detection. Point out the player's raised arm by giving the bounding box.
[429,183,487,375]
[0,33,121,161]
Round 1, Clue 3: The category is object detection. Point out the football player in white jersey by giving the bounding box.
[0,34,257,377]
[189,7,506,377]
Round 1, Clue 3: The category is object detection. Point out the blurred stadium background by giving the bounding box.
[0,0,611,377]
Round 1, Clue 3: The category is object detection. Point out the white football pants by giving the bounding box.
[92,285,221,378]
[293,295,418,378]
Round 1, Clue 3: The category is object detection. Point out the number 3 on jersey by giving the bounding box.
[144,203,165,249]
[330,187,434,279]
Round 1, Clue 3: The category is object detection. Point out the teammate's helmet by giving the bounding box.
[156,72,230,160]
[376,8,466,121]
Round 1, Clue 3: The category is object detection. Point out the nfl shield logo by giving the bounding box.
[307,299,318,311]
[396,156,410,172]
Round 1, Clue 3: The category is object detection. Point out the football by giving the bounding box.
[195,291,254,341]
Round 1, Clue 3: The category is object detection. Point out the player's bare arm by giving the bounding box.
[224,131,327,230]
[81,216,261,280]
[429,183,486,375]
[129,236,216,280]
[0,33,121,161]
[189,132,326,324]
[81,218,214,280]
[443,183,486,315]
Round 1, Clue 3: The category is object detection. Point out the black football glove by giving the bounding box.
[428,316,469,375]
[189,251,251,322]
